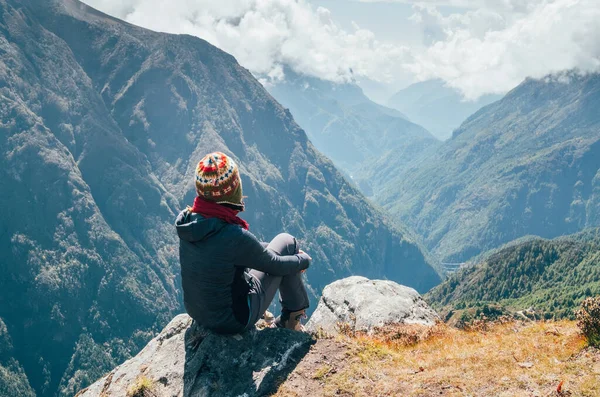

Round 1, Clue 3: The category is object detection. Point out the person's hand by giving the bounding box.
[299,249,312,273]
[299,249,312,261]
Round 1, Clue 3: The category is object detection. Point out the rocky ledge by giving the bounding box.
[76,315,313,397]
[76,277,438,396]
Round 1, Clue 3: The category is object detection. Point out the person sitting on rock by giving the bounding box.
[175,151,312,334]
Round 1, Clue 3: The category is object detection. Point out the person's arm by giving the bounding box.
[235,230,310,276]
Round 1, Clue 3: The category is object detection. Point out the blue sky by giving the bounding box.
[308,0,421,45]
[83,0,600,101]
[308,0,463,46]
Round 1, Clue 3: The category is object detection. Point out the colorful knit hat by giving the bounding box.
[195,152,244,210]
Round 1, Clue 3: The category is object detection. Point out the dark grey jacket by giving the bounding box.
[175,210,311,334]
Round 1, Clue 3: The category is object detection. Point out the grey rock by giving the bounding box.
[76,314,314,397]
[305,276,439,335]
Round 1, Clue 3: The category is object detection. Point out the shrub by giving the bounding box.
[576,296,600,347]
[126,376,155,397]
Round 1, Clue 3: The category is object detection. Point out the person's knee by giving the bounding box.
[276,232,295,241]
[270,233,298,255]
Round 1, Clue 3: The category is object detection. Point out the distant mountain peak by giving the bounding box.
[265,69,444,202]
[387,79,504,140]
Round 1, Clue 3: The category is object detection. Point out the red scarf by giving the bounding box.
[191,196,249,230]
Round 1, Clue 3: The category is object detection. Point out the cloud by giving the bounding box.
[408,0,600,99]
[83,0,411,85]
[355,0,540,11]
[82,0,600,99]
[356,0,478,6]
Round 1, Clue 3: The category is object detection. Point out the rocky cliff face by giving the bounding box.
[76,277,438,397]
[0,0,440,395]
[76,315,315,397]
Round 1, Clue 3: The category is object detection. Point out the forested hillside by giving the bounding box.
[0,0,440,395]
[427,229,600,319]
[379,72,600,262]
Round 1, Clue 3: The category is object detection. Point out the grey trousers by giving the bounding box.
[245,233,310,330]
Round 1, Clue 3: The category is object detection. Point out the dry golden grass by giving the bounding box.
[126,376,156,397]
[276,321,600,397]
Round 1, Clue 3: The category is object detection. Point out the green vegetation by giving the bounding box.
[0,319,35,397]
[577,296,600,347]
[427,229,600,319]
[312,365,333,381]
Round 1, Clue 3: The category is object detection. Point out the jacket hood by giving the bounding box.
[175,210,228,242]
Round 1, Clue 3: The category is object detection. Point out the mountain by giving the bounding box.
[353,76,400,106]
[378,72,600,262]
[266,71,440,195]
[0,0,440,395]
[387,79,503,140]
[426,229,600,320]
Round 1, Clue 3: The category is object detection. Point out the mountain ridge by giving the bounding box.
[0,0,440,395]
[387,79,503,140]
[378,71,600,262]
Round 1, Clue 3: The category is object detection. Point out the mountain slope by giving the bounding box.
[0,319,35,397]
[426,229,600,319]
[0,2,181,395]
[0,0,440,395]
[387,79,503,140]
[267,71,440,195]
[379,72,600,262]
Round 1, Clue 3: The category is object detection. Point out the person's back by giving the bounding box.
[177,212,249,333]
[176,152,312,334]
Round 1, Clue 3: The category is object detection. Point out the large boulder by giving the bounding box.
[76,314,313,397]
[305,276,439,335]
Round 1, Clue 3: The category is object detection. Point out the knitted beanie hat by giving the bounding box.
[195,152,244,210]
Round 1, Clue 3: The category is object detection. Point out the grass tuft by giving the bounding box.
[126,376,155,397]
[312,365,333,381]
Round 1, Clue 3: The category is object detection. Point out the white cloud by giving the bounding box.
[356,0,478,6]
[408,0,600,99]
[83,0,411,85]
[82,0,600,99]
[355,0,541,11]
